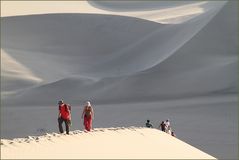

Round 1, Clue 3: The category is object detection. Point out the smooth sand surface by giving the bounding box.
[1,1,237,159]
[1,127,216,159]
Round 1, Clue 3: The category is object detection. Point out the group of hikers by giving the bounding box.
[58,100,94,134]
[58,99,176,137]
[145,119,176,137]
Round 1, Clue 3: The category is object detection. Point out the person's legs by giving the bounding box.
[88,117,92,131]
[86,121,89,131]
[64,119,70,134]
[84,116,88,130]
[58,117,64,133]
[86,123,90,131]
[86,116,92,131]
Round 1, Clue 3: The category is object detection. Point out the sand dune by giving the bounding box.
[1,49,42,99]
[2,1,224,24]
[1,1,237,159]
[1,127,216,159]
[1,1,236,106]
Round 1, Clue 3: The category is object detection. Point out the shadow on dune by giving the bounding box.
[1,13,164,81]
[0,2,238,159]
[88,1,201,12]
[1,1,237,106]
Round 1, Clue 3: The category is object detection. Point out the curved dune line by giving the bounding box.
[1,49,42,97]
[1,49,42,82]
[1,2,227,80]
[87,2,226,78]
[1,1,236,105]
[1,1,225,24]
[1,127,216,159]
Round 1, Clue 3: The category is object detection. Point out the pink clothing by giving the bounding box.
[84,115,92,131]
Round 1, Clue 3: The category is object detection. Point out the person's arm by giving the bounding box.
[58,106,61,118]
[91,107,94,120]
[68,105,71,120]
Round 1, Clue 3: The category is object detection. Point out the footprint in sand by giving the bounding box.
[91,129,99,132]
[72,130,82,134]
[24,139,31,143]
[45,133,53,138]
[108,128,116,131]
[129,128,137,131]
[111,127,121,131]
[25,136,34,140]
[52,133,60,137]
[99,129,105,132]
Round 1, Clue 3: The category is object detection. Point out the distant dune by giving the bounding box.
[1,1,237,159]
[1,1,237,106]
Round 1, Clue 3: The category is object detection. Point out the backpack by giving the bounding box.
[65,104,71,112]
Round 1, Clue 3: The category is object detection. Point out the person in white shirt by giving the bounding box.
[165,119,171,134]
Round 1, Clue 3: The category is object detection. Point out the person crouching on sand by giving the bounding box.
[171,131,176,137]
[58,100,71,135]
[81,101,94,131]
[146,120,153,128]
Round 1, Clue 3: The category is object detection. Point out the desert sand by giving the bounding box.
[1,1,237,159]
[1,127,216,159]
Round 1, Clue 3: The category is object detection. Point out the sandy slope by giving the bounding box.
[1,1,222,24]
[1,49,42,99]
[1,1,236,106]
[1,127,216,159]
[0,1,237,159]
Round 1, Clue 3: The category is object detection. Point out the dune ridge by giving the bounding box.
[2,1,225,24]
[1,1,237,159]
[1,127,216,159]
[1,1,236,106]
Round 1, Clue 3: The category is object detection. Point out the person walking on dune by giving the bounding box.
[82,101,94,131]
[159,121,166,132]
[58,100,71,135]
[165,119,171,134]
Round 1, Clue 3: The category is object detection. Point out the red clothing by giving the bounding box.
[84,115,92,131]
[59,104,71,120]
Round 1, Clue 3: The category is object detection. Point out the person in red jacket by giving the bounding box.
[81,101,94,131]
[58,100,71,134]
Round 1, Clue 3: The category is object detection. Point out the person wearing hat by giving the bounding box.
[58,100,71,134]
[81,101,94,131]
